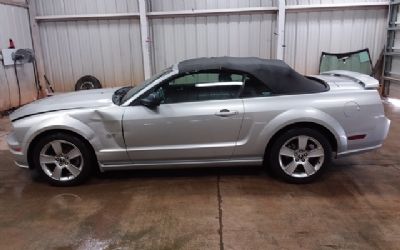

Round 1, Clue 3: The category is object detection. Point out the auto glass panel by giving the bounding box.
[319,49,373,75]
[171,73,220,85]
[241,75,272,98]
[160,72,243,104]
[231,74,244,82]
[121,67,172,104]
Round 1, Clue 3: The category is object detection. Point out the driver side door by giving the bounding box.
[122,71,245,163]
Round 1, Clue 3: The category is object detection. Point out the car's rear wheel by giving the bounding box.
[32,133,94,186]
[268,128,332,183]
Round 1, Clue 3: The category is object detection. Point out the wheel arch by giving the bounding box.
[27,129,98,170]
[264,122,338,163]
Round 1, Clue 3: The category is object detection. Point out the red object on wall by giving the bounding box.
[8,39,15,49]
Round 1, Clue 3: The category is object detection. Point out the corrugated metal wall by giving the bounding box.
[149,0,276,11]
[390,6,400,75]
[286,0,386,4]
[0,0,389,112]
[284,0,388,73]
[149,0,277,72]
[35,0,144,91]
[150,15,277,73]
[284,8,387,74]
[34,0,388,86]
[0,3,36,111]
[150,0,387,74]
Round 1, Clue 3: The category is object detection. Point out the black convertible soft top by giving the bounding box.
[178,57,327,94]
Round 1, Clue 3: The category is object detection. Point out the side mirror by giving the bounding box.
[140,92,161,108]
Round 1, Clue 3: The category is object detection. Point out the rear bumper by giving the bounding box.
[6,132,29,168]
[383,117,391,140]
[337,144,382,157]
[337,116,390,157]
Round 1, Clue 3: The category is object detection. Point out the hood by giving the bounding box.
[10,88,117,121]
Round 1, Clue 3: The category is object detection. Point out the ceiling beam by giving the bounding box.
[35,12,140,22]
[286,2,388,13]
[0,0,27,8]
[34,2,388,22]
[147,7,278,18]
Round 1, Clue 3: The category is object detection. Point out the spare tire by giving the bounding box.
[75,75,102,91]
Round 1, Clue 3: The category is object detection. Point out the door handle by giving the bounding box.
[215,109,238,117]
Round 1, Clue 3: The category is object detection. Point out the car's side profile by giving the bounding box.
[7,57,390,186]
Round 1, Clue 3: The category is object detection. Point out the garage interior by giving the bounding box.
[1,0,400,249]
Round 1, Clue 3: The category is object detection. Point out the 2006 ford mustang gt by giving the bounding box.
[7,57,390,186]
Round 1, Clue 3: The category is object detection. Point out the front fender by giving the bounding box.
[16,113,100,157]
[13,106,127,166]
[259,108,348,154]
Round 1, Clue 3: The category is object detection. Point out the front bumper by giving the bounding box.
[6,132,29,168]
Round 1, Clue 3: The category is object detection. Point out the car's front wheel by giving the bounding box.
[32,133,94,186]
[268,128,332,183]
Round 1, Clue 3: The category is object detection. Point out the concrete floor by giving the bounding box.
[1,87,400,250]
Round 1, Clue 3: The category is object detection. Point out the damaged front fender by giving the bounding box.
[15,105,130,166]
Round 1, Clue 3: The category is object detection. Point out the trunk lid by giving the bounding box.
[312,70,379,92]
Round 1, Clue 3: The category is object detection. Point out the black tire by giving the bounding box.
[75,75,102,91]
[267,128,332,184]
[32,133,94,186]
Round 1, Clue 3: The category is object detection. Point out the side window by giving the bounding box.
[241,75,272,98]
[158,71,244,104]
[170,73,219,85]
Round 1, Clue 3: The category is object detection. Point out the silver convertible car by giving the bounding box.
[7,57,390,186]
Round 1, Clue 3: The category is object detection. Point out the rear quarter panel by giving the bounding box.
[234,89,385,158]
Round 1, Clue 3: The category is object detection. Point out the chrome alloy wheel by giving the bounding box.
[39,140,83,181]
[278,135,325,178]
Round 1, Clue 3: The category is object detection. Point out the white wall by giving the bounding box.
[0,0,389,111]
[150,0,387,74]
[285,8,387,74]
[34,0,144,91]
[149,0,276,11]
[150,14,277,73]
[150,0,277,73]
[0,3,36,111]
[283,0,388,76]
[286,0,387,3]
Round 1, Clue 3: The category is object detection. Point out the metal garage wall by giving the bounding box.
[285,0,387,75]
[284,8,387,75]
[390,8,400,75]
[149,0,277,73]
[286,0,387,4]
[149,0,387,75]
[149,0,277,11]
[150,14,277,73]
[30,0,389,93]
[35,0,144,91]
[0,3,36,111]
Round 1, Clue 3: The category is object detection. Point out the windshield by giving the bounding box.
[118,67,173,105]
